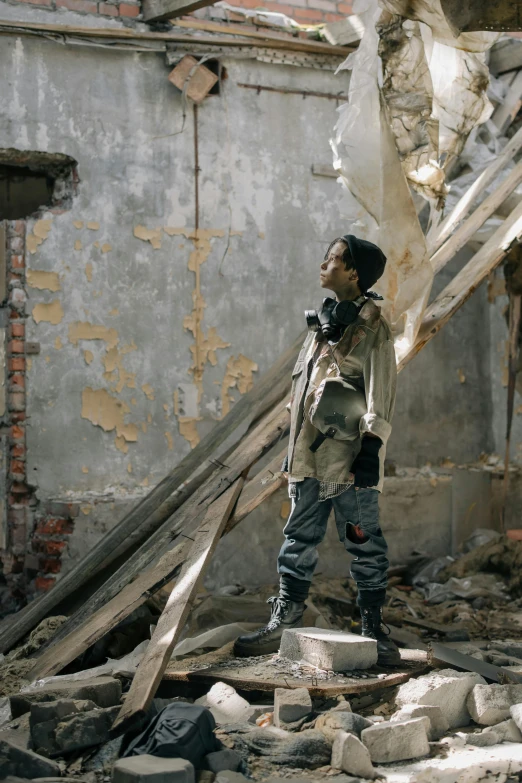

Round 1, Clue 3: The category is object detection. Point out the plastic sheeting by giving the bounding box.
[332,0,498,357]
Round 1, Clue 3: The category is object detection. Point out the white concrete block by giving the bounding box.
[390,703,449,740]
[195,682,252,725]
[483,718,522,743]
[361,717,430,764]
[331,730,376,779]
[279,627,377,671]
[395,668,486,728]
[510,702,522,731]
[274,688,312,726]
[467,684,522,726]
[112,755,195,783]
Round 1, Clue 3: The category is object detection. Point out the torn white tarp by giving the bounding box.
[331,0,433,360]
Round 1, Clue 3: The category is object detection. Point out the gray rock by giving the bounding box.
[395,668,487,729]
[279,628,377,672]
[390,703,449,740]
[10,676,122,718]
[0,737,61,779]
[30,698,96,728]
[215,774,249,783]
[361,717,431,763]
[484,718,522,743]
[315,711,372,743]
[204,750,242,773]
[331,731,376,779]
[195,683,252,726]
[84,735,124,772]
[112,755,195,783]
[467,684,522,726]
[55,706,120,753]
[466,731,500,747]
[274,688,312,727]
[239,727,331,768]
[510,703,522,731]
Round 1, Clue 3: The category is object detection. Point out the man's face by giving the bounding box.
[320,240,355,291]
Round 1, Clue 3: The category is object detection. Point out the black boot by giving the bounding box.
[360,606,401,667]
[233,596,305,657]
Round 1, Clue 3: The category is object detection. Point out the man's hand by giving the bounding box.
[351,436,382,488]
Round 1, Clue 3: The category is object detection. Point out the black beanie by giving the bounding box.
[342,234,387,293]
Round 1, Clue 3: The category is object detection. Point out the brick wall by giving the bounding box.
[232,0,352,25]
[11,0,140,19]
[8,0,351,25]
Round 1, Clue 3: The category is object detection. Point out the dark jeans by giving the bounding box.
[278,477,389,607]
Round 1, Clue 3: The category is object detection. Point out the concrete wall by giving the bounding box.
[0,8,506,595]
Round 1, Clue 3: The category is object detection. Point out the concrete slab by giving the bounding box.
[279,628,378,671]
[112,755,195,783]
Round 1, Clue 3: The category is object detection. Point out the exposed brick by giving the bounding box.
[119,2,140,15]
[8,237,24,254]
[11,481,30,495]
[10,322,25,338]
[324,11,345,20]
[9,375,25,392]
[55,0,98,10]
[35,517,74,536]
[39,558,62,574]
[9,221,26,238]
[10,460,25,476]
[35,576,55,592]
[11,444,25,459]
[11,426,25,444]
[12,412,26,423]
[9,309,22,320]
[282,0,307,7]
[9,357,26,372]
[293,7,323,19]
[337,2,353,11]
[41,500,79,518]
[99,1,118,13]
[34,539,67,556]
[307,0,337,12]
[8,340,24,355]
[9,393,25,412]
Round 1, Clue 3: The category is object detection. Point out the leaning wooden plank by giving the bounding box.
[431,160,522,274]
[0,332,302,655]
[111,478,245,734]
[427,125,522,256]
[399,199,522,372]
[29,403,290,680]
[226,446,288,531]
[492,70,522,136]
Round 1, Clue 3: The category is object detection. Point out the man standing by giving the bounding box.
[234,235,400,666]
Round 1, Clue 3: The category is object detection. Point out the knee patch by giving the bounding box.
[346,523,369,544]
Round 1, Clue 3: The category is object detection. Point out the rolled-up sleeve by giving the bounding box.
[360,330,397,444]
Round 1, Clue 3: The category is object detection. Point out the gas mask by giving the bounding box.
[305,296,367,342]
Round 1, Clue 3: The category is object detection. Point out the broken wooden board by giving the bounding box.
[29,407,289,680]
[427,125,522,256]
[162,642,428,699]
[400,198,522,372]
[112,478,245,734]
[492,70,522,136]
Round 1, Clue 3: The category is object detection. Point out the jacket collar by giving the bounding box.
[357,298,381,331]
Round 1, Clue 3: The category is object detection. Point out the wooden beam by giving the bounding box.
[0,328,301,656]
[427,125,522,257]
[226,446,287,531]
[399,199,522,373]
[112,478,245,734]
[431,160,522,274]
[29,404,289,681]
[0,20,351,57]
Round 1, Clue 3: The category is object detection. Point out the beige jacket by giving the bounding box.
[288,299,396,492]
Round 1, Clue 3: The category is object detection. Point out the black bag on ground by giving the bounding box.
[120,702,220,767]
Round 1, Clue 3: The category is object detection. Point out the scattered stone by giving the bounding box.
[30,698,96,728]
[55,705,120,753]
[467,684,522,726]
[279,628,377,671]
[84,735,124,772]
[395,668,486,728]
[195,683,252,726]
[215,773,249,783]
[238,727,331,768]
[331,731,376,779]
[465,731,499,747]
[510,703,522,730]
[484,718,522,743]
[361,717,430,763]
[390,703,449,740]
[112,755,195,783]
[0,737,61,779]
[315,711,372,743]
[274,688,312,727]
[11,677,122,718]
[204,750,242,773]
